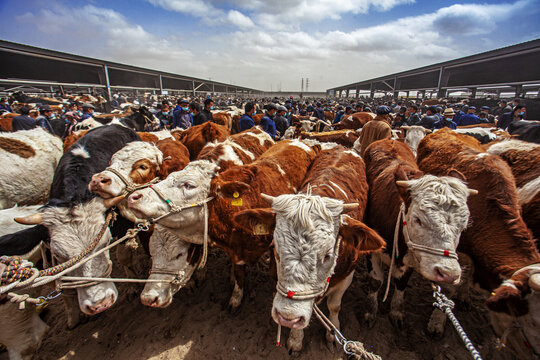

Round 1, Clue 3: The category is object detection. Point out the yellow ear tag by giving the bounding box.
[231,193,243,206]
[253,223,269,235]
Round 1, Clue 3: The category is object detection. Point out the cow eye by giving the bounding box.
[323,253,332,263]
[139,164,148,170]
[414,217,422,226]
[183,183,195,189]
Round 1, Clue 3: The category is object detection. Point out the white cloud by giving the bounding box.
[227,10,255,28]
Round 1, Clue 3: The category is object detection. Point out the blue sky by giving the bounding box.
[0,0,539,91]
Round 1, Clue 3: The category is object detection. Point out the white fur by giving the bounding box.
[487,139,540,155]
[404,126,431,157]
[74,117,102,131]
[518,176,540,205]
[152,129,174,140]
[454,127,496,141]
[243,127,274,146]
[283,126,296,139]
[0,205,42,237]
[344,150,361,158]
[329,181,349,200]
[0,128,62,209]
[288,138,312,153]
[71,146,90,159]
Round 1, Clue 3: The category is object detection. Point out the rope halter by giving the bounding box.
[145,184,213,270]
[104,167,160,197]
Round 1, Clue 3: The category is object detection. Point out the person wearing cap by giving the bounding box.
[12,106,38,132]
[274,105,289,139]
[452,104,465,125]
[456,106,479,126]
[417,105,439,130]
[202,98,214,123]
[191,102,208,126]
[156,103,173,129]
[239,102,257,132]
[36,104,59,135]
[0,98,12,113]
[497,105,526,130]
[313,102,324,120]
[434,108,457,130]
[357,105,392,156]
[285,104,293,125]
[478,106,492,124]
[260,103,279,140]
[80,103,95,120]
[173,98,192,129]
[406,104,420,126]
[334,105,345,124]
[392,106,408,128]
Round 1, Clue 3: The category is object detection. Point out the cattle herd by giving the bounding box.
[0,92,539,360]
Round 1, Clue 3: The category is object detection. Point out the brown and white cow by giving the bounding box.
[333,112,375,130]
[400,125,431,157]
[417,129,540,356]
[173,122,230,160]
[0,128,63,209]
[363,139,476,329]
[487,139,540,243]
[127,139,319,310]
[300,129,359,148]
[233,145,385,355]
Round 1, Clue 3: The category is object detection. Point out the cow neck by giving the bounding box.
[104,167,160,196]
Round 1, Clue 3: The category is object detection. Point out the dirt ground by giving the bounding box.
[2,248,518,360]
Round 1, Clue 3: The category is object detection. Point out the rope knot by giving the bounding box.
[0,256,35,286]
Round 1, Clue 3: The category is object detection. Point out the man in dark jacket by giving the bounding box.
[202,98,214,123]
[260,103,278,140]
[456,106,479,126]
[191,102,208,126]
[498,105,526,130]
[417,105,439,129]
[12,106,37,131]
[239,102,256,132]
[274,105,289,138]
[156,102,173,129]
[313,103,324,120]
[406,104,420,125]
[173,99,192,129]
[80,103,95,120]
[434,108,457,129]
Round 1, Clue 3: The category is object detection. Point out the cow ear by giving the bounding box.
[233,208,276,236]
[485,281,529,316]
[218,181,251,199]
[339,216,385,253]
[394,167,412,205]
[447,169,466,182]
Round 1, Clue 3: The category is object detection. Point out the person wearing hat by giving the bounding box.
[36,104,61,135]
[313,102,324,120]
[434,108,457,129]
[417,105,439,130]
[173,98,192,129]
[202,98,214,123]
[356,105,392,156]
[260,103,279,140]
[274,105,289,139]
[12,106,38,132]
[81,103,95,120]
[478,106,493,124]
[456,106,479,126]
[239,102,257,132]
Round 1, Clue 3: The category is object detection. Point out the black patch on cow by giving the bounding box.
[0,225,48,256]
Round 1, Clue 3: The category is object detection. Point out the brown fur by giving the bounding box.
[0,137,36,158]
[178,122,230,160]
[252,113,263,125]
[300,130,359,148]
[324,110,335,121]
[416,128,540,315]
[0,113,18,132]
[155,139,190,179]
[333,112,374,130]
[212,112,233,130]
[63,131,88,152]
[457,123,495,129]
[136,132,159,143]
[364,139,424,263]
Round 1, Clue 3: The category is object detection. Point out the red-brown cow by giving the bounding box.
[363,139,476,329]
[233,145,385,355]
[127,139,320,311]
[333,112,375,130]
[417,129,540,357]
[173,122,230,160]
[300,129,360,148]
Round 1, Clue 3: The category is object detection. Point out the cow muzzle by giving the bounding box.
[273,309,306,329]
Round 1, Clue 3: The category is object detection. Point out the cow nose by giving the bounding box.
[129,193,142,204]
[140,293,160,307]
[100,176,111,186]
[274,309,305,329]
[434,266,460,284]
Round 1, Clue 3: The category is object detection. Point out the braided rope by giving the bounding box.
[0,257,35,286]
[105,167,160,196]
[432,285,483,360]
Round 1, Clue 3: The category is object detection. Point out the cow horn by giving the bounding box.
[425,128,432,134]
[342,203,359,213]
[104,195,126,208]
[529,273,540,292]
[468,189,479,196]
[14,213,43,225]
[401,126,411,130]
[395,180,411,188]
[260,193,275,204]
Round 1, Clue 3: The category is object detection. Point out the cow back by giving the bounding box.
[180,122,230,160]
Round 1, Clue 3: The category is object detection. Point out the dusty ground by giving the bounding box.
[2,248,517,360]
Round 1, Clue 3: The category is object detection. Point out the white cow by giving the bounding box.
[401,125,431,157]
[0,128,62,209]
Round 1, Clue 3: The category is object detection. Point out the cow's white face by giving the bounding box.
[40,198,118,315]
[128,160,218,233]
[403,125,431,157]
[399,175,471,284]
[89,142,163,198]
[270,194,344,329]
[140,225,198,307]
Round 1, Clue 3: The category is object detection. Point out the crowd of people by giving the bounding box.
[0,90,530,144]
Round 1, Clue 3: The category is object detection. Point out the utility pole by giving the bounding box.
[306,78,310,92]
[301,78,304,93]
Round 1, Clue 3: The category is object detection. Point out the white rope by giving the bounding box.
[382,203,403,302]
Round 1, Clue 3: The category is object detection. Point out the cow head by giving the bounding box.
[233,193,385,330]
[89,142,163,199]
[395,170,477,284]
[401,125,431,157]
[127,160,219,234]
[140,225,200,307]
[14,196,124,315]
